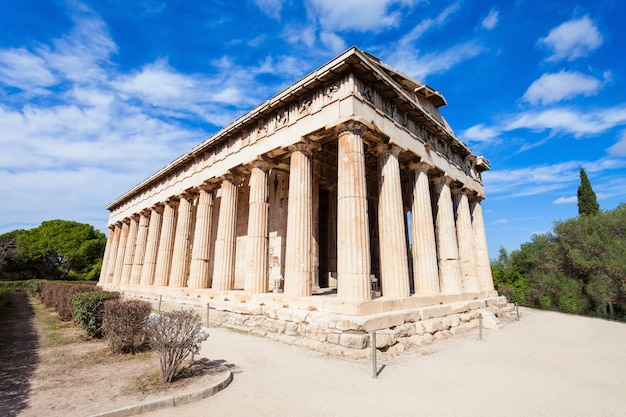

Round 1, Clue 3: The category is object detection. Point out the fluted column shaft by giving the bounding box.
[212,178,238,291]
[169,195,194,288]
[105,224,121,283]
[246,163,270,293]
[188,189,214,289]
[154,201,177,286]
[410,162,440,295]
[376,144,410,298]
[471,197,495,292]
[284,144,314,297]
[453,188,479,293]
[120,216,139,285]
[113,221,130,285]
[98,227,114,284]
[336,122,371,302]
[433,176,463,294]
[140,206,162,286]
[130,212,150,285]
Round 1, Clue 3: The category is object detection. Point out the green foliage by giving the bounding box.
[102,299,151,353]
[0,220,106,281]
[491,203,626,320]
[577,167,600,216]
[73,291,120,337]
[0,279,45,294]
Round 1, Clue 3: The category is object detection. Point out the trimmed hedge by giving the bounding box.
[0,279,45,295]
[40,281,98,320]
[103,299,152,354]
[73,291,120,337]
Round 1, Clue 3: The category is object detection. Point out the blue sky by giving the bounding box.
[1,0,625,260]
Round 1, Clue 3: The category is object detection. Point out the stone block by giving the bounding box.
[305,324,328,342]
[339,331,369,349]
[386,343,405,354]
[422,318,443,333]
[326,332,341,345]
[433,329,451,340]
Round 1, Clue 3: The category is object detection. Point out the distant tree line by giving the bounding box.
[492,169,625,320]
[0,220,106,281]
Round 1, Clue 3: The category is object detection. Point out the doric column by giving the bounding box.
[105,224,121,283]
[188,188,214,289]
[432,175,463,294]
[245,162,271,293]
[98,227,114,285]
[470,196,495,292]
[410,162,440,295]
[112,220,130,285]
[376,144,410,298]
[140,205,163,286]
[335,122,371,302]
[212,176,238,291]
[154,200,178,286]
[120,215,139,285]
[284,143,314,297]
[169,194,194,288]
[453,187,479,293]
[130,211,150,285]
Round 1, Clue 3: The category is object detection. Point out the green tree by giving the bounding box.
[1,220,106,280]
[577,167,600,216]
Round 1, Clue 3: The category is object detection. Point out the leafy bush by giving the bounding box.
[146,309,208,383]
[0,279,45,295]
[73,291,120,337]
[539,294,553,309]
[559,292,586,314]
[103,299,152,354]
[39,281,97,320]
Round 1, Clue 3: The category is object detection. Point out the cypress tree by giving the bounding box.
[577,167,600,216]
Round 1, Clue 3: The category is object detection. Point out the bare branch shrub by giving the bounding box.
[146,309,208,384]
[102,299,151,354]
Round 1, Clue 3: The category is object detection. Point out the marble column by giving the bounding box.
[130,211,150,285]
[432,175,463,294]
[140,205,163,286]
[335,122,371,302]
[169,194,194,288]
[98,227,114,284]
[212,176,238,291]
[284,143,314,297]
[410,162,440,295]
[245,162,271,293]
[105,224,121,283]
[470,196,495,292]
[453,187,479,293]
[120,216,139,285]
[376,144,410,298]
[154,200,178,286]
[188,188,214,289]
[112,220,130,285]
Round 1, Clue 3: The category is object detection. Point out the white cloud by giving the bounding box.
[306,0,420,32]
[484,161,581,197]
[523,71,602,105]
[482,9,499,30]
[554,196,577,204]
[253,0,284,19]
[396,2,460,47]
[0,48,57,91]
[539,16,603,62]
[319,32,347,54]
[461,124,500,144]
[607,131,626,156]
[504,106,626,138]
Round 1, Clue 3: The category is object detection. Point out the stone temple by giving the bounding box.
[98,47,507,352]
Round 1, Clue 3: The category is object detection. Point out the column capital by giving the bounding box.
[288,140,320,156]
[409,160,434,173]
[334,120,368,138]
[431,173,453,185]
[374,143,403,157]
[248,156,274,172]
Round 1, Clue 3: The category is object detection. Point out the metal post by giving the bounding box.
[516,302,520,321]
[158,295,162,313]
[371,331,378,379]
[206,303,210,328]
[479,313,483,340]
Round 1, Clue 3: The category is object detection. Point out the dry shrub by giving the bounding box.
[39,281,97,320]
[103,299,151,354]
[146,309,209,384]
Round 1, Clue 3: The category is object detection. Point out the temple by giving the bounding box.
[98,47,506,351]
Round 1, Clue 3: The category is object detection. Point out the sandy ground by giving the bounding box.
[142,307,626,417]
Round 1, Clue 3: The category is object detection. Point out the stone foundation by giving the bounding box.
[115,285,513,356]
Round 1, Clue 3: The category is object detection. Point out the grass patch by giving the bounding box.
[31,298,82,347]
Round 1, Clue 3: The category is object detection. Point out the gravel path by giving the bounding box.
[143,307,626,417]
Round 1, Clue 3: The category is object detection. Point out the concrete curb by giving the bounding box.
[90,370,233,417]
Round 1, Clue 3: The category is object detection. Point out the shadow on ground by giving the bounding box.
[0,292,39,417]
